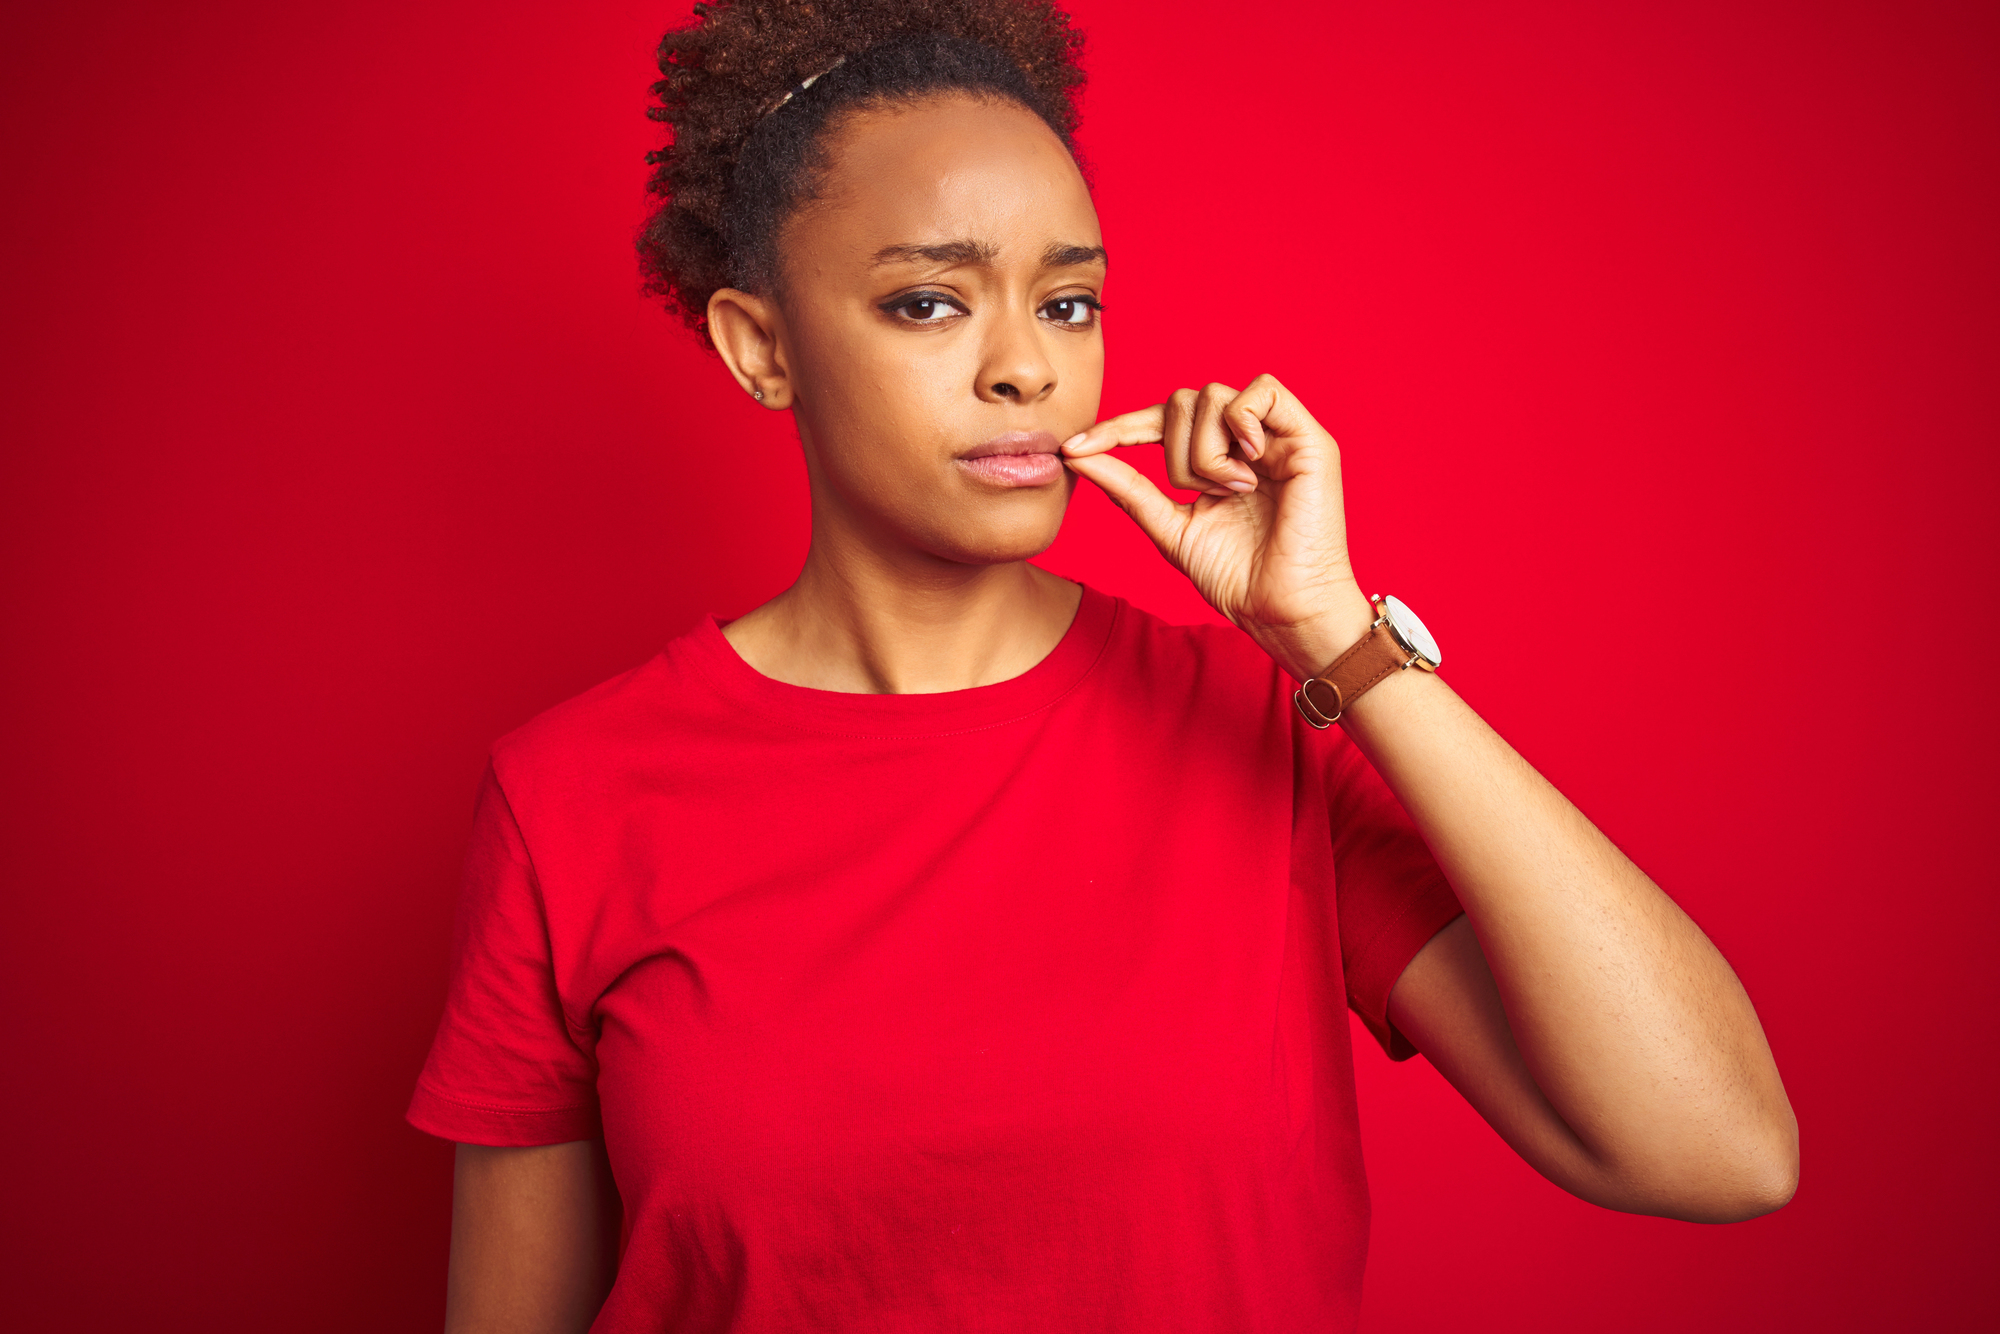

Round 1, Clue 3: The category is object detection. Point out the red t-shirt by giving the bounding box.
[409,585,1460,1332]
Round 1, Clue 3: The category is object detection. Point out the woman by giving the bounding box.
[409,2,1798,1330]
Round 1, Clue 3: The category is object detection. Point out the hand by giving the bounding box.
[1061,374,1375,681]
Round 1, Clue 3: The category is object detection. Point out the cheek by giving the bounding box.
[796,334,969,476]
[1064,338,1105,422]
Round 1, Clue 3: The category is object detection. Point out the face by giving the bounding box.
[730,94,1105,567]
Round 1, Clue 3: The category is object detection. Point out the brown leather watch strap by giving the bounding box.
[1293,621,1413,729]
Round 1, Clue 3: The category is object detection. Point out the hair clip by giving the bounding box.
[761,55,847,118]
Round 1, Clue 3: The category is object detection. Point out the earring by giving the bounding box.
[752,389,765,402]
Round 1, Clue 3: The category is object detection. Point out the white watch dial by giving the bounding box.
[1380,595,1441,667]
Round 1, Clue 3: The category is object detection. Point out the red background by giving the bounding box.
[4,1,1995,1327]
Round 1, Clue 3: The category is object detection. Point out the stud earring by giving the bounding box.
[752,389,765,402]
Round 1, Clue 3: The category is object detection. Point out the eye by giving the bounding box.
[1040,295,1102,328]
[885,291,968,324]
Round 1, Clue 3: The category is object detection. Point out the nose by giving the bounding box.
[976,306,1057,404]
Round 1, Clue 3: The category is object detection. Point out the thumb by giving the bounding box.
[1065,452,1188,555]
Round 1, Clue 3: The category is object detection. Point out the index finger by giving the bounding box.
[1061,404,1167,458]
[1225,374,1325,449]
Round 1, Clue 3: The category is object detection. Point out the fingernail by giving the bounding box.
[1235,436,1261,461]
[1225,479,1256,493]
[1061,432,1087,453]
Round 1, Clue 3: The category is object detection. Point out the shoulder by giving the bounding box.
[1097,592,1284,692]
[488,619,728,800]
[1095,592,1379,778]
[1081,591,1299,750]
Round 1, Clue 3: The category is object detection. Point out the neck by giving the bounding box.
[721,523,1081,694]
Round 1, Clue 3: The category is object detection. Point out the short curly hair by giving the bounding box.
[639,0,1087,344]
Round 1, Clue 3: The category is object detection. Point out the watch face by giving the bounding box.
[1381,595,1441,667]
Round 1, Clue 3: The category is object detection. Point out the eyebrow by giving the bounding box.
[1043,242,1108,269]
[870,240,997,268]
[868,239,1109,270]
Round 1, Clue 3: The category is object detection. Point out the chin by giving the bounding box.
[926,490,1071,566]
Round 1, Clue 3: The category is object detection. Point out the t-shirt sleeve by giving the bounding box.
[1324,735,1464,1061]
[406,765,603,1146]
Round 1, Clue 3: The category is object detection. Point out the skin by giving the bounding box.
[710,94,1103,694]
[446,1140,618,1333]
[445,91,1798,1332]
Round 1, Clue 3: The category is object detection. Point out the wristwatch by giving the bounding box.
[1293,595,1441,729]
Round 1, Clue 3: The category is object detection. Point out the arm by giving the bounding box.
[446,1140,620,1334]
[1390,912,1793,1220]
[1365,666,1799,1218]
[1062,375,1798,1222]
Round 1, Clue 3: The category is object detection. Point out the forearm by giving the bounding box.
[1299,598,1796,1214]
[1061,378,1794,1215]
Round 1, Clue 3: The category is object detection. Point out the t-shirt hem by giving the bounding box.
[1346,876,1464,1061]
[406,1082,602,1147]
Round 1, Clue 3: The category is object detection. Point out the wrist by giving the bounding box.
[1285,590,1445,731]
[1247,583,1376,684]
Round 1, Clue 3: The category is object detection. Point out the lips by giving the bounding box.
[956,430,1065,488]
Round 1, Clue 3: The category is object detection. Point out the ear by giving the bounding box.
[707,287,795,410]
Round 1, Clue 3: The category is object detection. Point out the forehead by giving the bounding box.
[798,95,1100,261]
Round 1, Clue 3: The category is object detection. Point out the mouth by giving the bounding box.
[955,430,1065,488]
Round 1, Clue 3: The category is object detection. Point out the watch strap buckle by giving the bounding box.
[1293,678,1344,729]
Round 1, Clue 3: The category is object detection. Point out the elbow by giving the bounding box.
[1573,1102,1799,1222]
[1686,1151,1798,1223]
[1587,1159,1797,1224]
[1710,1103,1802,1221]
[1641,1120,1801,1224]
[1744,1160,1800,1218]
[1731,1124,1802,1219]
